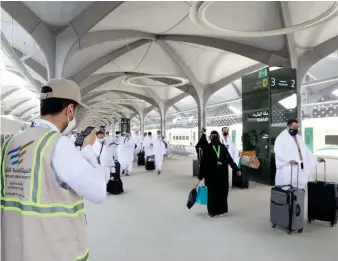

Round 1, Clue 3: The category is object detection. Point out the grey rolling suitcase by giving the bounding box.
[270,163,305,235]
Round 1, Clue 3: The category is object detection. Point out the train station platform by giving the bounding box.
[85,156,338,261]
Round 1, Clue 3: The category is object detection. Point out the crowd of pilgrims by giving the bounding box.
[70,130,167,176]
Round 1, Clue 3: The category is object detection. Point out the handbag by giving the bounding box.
[187,189,197,209]
[196,185,208,205]
[186,180,201,209]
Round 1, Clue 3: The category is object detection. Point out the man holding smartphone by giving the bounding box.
[1,78,110,261]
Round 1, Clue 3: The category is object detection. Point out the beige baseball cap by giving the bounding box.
[40,78,89,108]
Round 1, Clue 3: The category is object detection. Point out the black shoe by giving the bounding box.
[157,170,161,175]
[122,170,125,175]
[125,172,130,176]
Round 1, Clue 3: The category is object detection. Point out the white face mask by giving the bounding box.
[97,138,104,143]
[62,110,76,135]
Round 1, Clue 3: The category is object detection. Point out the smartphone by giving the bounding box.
[74,126,95,147]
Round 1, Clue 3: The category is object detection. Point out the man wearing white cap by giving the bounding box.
[1,79,110,261]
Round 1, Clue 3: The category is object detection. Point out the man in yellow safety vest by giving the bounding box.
[1,79,110,261]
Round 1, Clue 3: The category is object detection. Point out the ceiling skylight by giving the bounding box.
[228,106,241,115]
[332,89,338,97]
[278,94,297,109]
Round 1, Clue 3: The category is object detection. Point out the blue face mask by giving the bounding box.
[97,138,105,143]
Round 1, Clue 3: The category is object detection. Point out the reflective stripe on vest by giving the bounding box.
[77,249,89,261]
[30,130,59,203]
[1,136,14,197]
[1,130,85,217]
[1,198,84,217]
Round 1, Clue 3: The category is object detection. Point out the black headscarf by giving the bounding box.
[210,130,221,145]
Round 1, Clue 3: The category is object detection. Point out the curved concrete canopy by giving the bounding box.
[1,1,338,128]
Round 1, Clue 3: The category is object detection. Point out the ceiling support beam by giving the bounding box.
[13,48,48,81]
[231,83,241,97]
[158,35,289,66]
[1,33,40,91]
[298,34,338,84]
[5,99,32,114]
[157,40,202,112]
[81,90,157,109]
[56,1,124,77]
[303,75,338,88]
[70,39,151,83]
[2,1,55,78]
[16,106,38,118]
[203,63,265,103]
[279,1,298,68]
[1,88,20,101]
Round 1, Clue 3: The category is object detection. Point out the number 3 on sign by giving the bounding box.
[271,78,276,87]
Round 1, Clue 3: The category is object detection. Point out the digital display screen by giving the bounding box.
[120,118,130,134]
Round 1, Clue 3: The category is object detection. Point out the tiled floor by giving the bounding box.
[85,157,338,261]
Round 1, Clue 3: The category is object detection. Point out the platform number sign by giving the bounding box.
[269,68,297,89]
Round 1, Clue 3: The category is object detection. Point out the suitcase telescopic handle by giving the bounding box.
[290,162,299,188]
[315,161,327,182]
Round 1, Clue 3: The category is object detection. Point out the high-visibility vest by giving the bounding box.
[1,127,88,261]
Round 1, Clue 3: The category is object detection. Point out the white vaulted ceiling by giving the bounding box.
[1,1,337,129]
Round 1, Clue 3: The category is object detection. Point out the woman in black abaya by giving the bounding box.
[198,130,241,217]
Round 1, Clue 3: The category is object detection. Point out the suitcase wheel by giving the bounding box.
[330,222,335,227]
[272,224,276,228]
[287,230,292,235]
[308,219,312,224]
[298,229,303,234]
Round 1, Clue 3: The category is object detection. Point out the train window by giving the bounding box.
[305,134,311,144]
[186,136,189,140]
[325,135,338,145]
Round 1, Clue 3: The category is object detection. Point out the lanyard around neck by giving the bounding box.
[213,145,220,158]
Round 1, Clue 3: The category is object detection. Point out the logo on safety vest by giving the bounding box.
[7,140,34,166]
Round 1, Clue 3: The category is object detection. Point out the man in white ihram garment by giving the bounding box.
[104,131,114,159]
[220,126,239,164]
[93,131,112,168]
[117,130,135,176]
[143,131,154,158]
[133,131,142,160]
[274,119,325,189]
[220,126,239,186]
[111,131,121,161]
[152,130,167,175]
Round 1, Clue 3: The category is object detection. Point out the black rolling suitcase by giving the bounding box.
[137,151,145,166]
[107,178,124,195]
[193,160,200,177]
[145,156,155,171]
[307,162,338,227]
[232,167,249,189]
